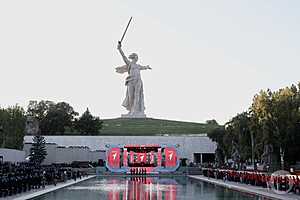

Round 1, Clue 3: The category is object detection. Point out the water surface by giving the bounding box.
[33,176,262,200]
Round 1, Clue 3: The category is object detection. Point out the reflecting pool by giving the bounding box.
[33,176,263,200]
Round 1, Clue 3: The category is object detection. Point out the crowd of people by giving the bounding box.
[203,168,300,195]
[0,162,87,198]
[130,167,147,175]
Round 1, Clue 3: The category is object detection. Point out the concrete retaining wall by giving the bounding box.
[23,143,105,165]
[0,148,25,163]
[24,135,216,161]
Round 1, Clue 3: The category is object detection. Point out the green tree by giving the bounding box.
[251,86,300,169]
[208,112,258,167]
[75,108,103,135]
[207,126,226,165]
[224,112,253,164]
[27,100,54,121]
[270,86,300,168]
[208,82,300,171]
[249,92,272,168]
[0,105,26,149]
[29,134,47,165]
[43,102,78,134]
[27,101,78,134]
[249,84,300,169]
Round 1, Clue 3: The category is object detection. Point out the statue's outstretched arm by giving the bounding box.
[117,43,130,66]
[139,65,152,70]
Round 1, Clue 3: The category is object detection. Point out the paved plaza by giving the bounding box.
[189,175,300,200]
[4,175,95,200]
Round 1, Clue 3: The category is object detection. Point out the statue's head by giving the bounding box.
[129,53,138,63]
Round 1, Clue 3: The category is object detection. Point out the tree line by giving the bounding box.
[0,105,26,150]
[0,100,103,150]
[208,82,300,170]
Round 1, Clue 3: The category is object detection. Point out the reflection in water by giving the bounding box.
[33,177,259,200]
[107,177,177,200]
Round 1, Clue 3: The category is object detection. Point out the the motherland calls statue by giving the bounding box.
[115,17,151,118]
[116,43,151,118]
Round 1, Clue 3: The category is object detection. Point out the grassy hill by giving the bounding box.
[100,118,219,135]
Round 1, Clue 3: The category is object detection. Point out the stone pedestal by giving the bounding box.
[121,112,146,118]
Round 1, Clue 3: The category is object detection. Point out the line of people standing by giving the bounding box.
[0,162,85,198]
[130,167,147,175]
[203,168,300,195]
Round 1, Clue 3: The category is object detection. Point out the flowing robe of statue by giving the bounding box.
[116,44,151,118]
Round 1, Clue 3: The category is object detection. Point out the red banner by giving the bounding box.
[164,147,177,167]
[108,148,120,168]
[138,153,147,163]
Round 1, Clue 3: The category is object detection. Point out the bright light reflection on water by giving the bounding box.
[33,177,263,200]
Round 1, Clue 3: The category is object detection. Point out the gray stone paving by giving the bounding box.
[3,175,96,200]
[189,175,300,200]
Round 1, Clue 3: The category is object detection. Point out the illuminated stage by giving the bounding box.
[106,144,180,174]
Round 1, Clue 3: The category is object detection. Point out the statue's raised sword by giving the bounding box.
[119,17,133,45]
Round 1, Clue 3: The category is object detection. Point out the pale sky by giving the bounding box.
[1,0,300,124]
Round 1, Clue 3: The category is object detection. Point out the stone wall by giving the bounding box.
[23,143,105,165]
[24,135,216,161]
[0,148,25,163]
